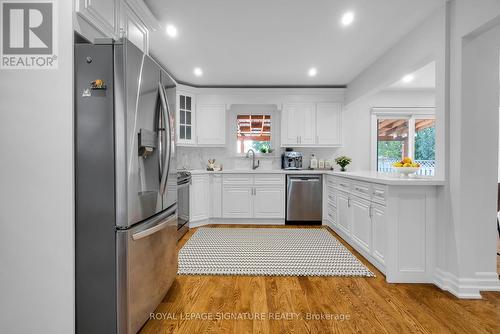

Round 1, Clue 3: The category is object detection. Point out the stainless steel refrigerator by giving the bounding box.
[75,38,177,334]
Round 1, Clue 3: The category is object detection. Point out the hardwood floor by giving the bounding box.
[140,225,500,334]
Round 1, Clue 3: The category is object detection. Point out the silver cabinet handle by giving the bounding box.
[369,204,373,218]
[347,197,351,208]
[354,186,366,193]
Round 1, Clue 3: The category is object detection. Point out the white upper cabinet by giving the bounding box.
[121,2,149,53]
[76,0,159,54]
[76,0,120,39]
[177,92,196,146]
[281,102,342,147]
[196,104,226,146]
[281,103,315,145]
[316,103,342,146]
[175,93,226,147]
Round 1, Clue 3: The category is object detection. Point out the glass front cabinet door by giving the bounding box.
[177,92,196,145]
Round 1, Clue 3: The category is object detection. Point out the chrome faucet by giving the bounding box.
[246,149,260,170]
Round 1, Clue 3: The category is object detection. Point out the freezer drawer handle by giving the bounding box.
[132,213,176,240]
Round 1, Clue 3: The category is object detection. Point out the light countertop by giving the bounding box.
[186,169,445,186]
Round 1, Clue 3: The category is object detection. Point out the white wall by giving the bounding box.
[436,0,500,297]
[346,5,446,179]
[0,1,75,333]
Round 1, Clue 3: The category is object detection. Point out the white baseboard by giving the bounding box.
[189,218,285,228]
[433,268,500,299]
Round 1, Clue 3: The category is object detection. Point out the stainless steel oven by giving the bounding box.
[177,171,191,240]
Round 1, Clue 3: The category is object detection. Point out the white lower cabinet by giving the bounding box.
[189,174,209,222]
[324,175,439,284]
[209,175,222,218]
[324,175,387,272]
[222,186,253,218]
[336,190,351,236]
[254,186,285,218]
[222,174,285,219]
[350,196,372,254]
[371,203,386,265]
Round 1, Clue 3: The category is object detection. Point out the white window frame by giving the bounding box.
[370,107,436,171]
[229,106,278,157]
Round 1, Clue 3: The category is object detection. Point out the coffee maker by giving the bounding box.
[282,148,303,170]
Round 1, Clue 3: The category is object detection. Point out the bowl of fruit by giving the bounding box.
[392,157,420,177]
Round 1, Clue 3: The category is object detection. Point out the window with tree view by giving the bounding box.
[236,115,271,154]
[376,115,435,176]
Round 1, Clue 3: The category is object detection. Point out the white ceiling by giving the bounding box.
[145,0,443,86]
[388,62,436,89]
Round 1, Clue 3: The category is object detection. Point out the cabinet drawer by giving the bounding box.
[326,187,336,207]
[352,181,371,200]
[334,178,351,191]
[254,174,284,185]
[326,203,337,224]
[223,175,253,185]
[326,176,336,188]
[372,184,387,205]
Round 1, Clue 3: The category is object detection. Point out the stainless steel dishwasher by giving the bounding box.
[286,174,322,224]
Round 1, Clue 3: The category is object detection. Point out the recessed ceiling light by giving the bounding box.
[308,68,317,77]
[166,24,178,38]
[194,67,203,77]
[341,12,355,26]
[402,74,415,83]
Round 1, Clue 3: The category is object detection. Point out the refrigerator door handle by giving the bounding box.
[158,82,171,196]
[132,210,177,240]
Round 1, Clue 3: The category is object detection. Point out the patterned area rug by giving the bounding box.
[178,227,375,277]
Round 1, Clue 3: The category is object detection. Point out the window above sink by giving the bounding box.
[236,114,272,154]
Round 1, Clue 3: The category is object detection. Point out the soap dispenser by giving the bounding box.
[310,154,318,169]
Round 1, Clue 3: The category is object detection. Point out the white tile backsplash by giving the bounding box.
[177,146,342,171]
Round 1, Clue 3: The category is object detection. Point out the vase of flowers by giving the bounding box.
[335,156,352,172]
